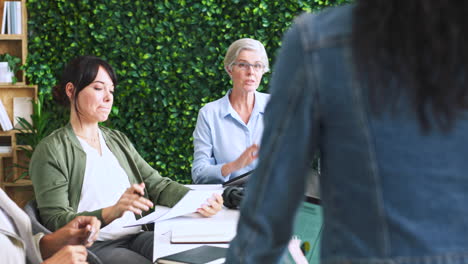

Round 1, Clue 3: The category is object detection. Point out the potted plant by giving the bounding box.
[0,53,21,83]
[8,94,54,182]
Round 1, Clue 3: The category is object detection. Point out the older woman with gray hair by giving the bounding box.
[192,38,270,184]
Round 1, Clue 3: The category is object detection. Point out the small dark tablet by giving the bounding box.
[305,195,321,205]
[222,170,253,187]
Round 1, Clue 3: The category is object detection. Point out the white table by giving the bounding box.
[153,185,240,262]
[153,208,239,261]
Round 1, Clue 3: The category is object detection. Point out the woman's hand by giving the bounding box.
[42,245,88,264]
[102,183,154,225]
[40,216,100,259]
[197,193,224,217]
[222,144,259,177]
[64,216,101,247]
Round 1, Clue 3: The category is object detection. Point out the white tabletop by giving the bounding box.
[153,208,239,261]
[153,185,239,262]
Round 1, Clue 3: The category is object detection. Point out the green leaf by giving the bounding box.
[25,0,350,183]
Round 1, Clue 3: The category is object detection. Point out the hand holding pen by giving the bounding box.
[102,182,154,225]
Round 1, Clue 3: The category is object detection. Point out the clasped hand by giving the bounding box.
[42,215,101,264]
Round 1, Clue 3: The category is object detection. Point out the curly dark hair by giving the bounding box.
[353,1,468,132]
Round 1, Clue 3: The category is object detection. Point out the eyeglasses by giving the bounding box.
[232,62,265,72]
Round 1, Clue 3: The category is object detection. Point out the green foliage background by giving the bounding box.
[26,0,350,183]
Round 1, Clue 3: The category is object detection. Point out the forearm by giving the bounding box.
[192,163,225,184]
[151,180,190,207]
[40,208,105,232]
[101,205,119,225]
[221,161,238,177]
[39,233,64,260]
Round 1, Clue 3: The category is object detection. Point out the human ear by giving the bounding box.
[65,82,75,100]
[225,66,232,78]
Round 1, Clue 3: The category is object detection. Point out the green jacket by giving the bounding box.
[30,123,189,231]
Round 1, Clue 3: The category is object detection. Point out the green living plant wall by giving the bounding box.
[26,0,351,183]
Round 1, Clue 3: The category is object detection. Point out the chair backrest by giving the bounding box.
[23,200,103,264]
[281,196,323,264]
[24,199,51,235]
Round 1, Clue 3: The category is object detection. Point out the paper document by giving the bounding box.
[124,189,222,227]
[186,184,223,191]
[171,221,236,244]
[124,206,171,227]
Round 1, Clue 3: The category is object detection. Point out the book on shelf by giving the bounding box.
[13,97,33,128]
[0,98,13,131]
[155,245,227,264]
[14,1,21,34]
[0,145,12,153]
[1,1,21,34]
[1,1,7,34]
[0,135,11,153]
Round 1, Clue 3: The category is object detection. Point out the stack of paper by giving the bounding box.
[124,189,223,227]
[171,222,236,244]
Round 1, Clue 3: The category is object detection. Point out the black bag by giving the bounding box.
[222,186,245,209]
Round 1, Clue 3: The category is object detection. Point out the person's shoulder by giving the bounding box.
[38,126,68,145]
[295,4,354,46]
[33,126,71,155]
[256,91,270,100]
[297,4,354,29]
[198,95,227,115]
[100,126,129,141]
[100,125,119,134]
[255,91,270,109]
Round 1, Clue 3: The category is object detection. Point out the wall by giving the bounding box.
[26,0,351,183]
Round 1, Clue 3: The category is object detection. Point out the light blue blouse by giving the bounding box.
[191,89,270,184]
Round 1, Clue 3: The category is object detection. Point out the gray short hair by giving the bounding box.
[224,38,269,75]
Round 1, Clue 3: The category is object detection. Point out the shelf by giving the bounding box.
[0,151,12,157]
[0,83,31,88]
[3,179,32,187]
[0,34,23,40]
[15,144,31,151]
[0,130,32,135]
[0,0,36,207]
[0,130,15,136]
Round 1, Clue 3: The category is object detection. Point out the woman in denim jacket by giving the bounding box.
[227,2,468,264]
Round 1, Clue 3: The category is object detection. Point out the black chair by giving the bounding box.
[24,200,103,264]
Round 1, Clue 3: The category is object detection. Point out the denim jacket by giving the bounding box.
[227,5,468,264]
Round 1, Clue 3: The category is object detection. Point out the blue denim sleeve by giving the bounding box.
[226,14,319,263]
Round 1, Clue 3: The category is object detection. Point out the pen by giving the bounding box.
[83,227,96,245]
[135,189,154,210]
[135,186,153,230]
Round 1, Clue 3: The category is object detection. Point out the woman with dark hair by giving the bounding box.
[30,56,223,264]
[227,1,468,263]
